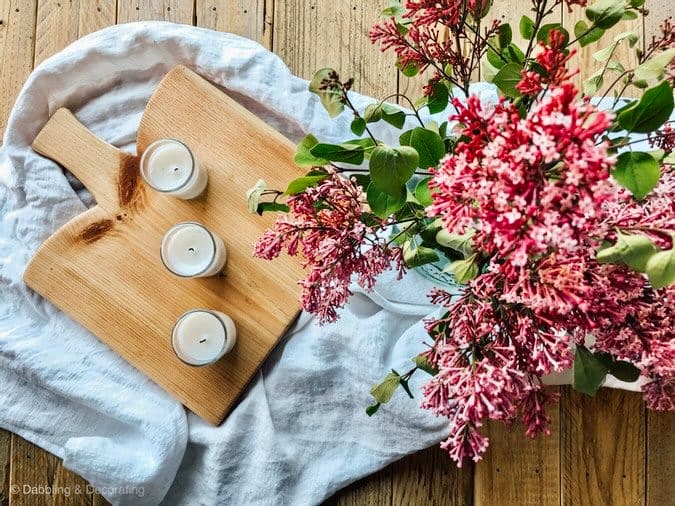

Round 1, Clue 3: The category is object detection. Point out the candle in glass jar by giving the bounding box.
[172,310,237,366]
[140,139,208,199]
[160,222,227,277]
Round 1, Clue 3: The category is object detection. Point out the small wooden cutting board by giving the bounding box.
[24,65,305,425]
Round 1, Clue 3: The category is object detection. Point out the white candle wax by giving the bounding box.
[140,139,208,199]
[160,222,227,277]
[172,310,237,366]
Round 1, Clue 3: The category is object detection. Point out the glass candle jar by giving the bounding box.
[160,222,227,278]
[140,139,208,199]
[172,309,237,366]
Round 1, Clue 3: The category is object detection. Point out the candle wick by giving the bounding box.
[199,338,207,343]
[188,247,195,252]
[173,167,180,172]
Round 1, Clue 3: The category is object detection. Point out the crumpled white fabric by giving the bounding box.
[0,21,639,506]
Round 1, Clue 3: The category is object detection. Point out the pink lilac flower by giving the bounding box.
[254,171,403,323]
[517,30,578,95]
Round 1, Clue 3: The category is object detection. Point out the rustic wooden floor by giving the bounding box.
[0,1,673,505]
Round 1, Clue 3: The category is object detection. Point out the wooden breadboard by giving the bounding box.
[24,65,304,425]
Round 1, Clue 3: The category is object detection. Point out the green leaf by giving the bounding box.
[611,151,661,200]
[593,44,616,62]
[399,378,414,399]
[413,354,439,376]
[369,146,419,195]
[574,20,605,47]
[573,345,609,396]
[351,117,366,136]
[645,249,675,289]
[256,202,289,215]
[609,361,641,382]
[310,143,364,165]
[294,134,328,167]
[284,174,329,196]
[366,403,381,416]
[537,23,568,45]
[492,62,523,98]
[486,46,506,69]
[634,48,675,82]
[596,231,658,272]
[364,102,407,129]
[402,240,439,268]
[586,0,625,30]
[498,23,512,48]
[399,127,446,169]
[583,71,604,96]
[246,179,267,213]
[622,10,638,20]
[397,58,420,77]
[617,81,674,133]
[436,229,475,257]
[414,177,433,207]
[381,1,405,17]
[364,103,383,123]
[308,68,344,118]
[613,31,638,47]
[370,371,401,404]
[628,0,644,6]
[519,15,535,39]
[446,255,479,284]
[427,81,449,114]
[367,183,407,219]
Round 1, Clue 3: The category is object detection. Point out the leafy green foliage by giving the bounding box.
[445,255,479,284]
[310,142,365,165]
[284,174,329,196]
[370,371,401,404]
[596,231,657,272]
[294,134,328,167]
[492,62,523,98]
[435,229,475,257]
[414,177,433,207]
[399,127,445,169]
[574,20,605,47]
[427,81,449,114]
[256,202,290,215]
[611,151,661,200]
[369,146,419,195]
[367,183,407,219]
[574,345,609,396]
[364,102,407,129]
[402,239,439,267]
[413,354,439,376]
[586,0,626,30]
[351,117,366,136]
[617,81,674,133]
[645,248,675,289]
[633,49,675,82]
[309,68,344,118]
[519,15,534,40]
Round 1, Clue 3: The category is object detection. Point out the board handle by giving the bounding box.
[32,108,130,210]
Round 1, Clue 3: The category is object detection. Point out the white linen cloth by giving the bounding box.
[0,21,639,506]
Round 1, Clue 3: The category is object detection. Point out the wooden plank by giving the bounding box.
[0,430,9,506]
[273,1,396,98]
[117,0,193,24]
[0,0,37,137]
[561,387,645,506]
[78,0,116,37]
[195,0,272,48]
[324,465,392,506]
[392,446,473,506]
[34,0,80,66]
[646,410,674,506]
[474,389,560,506]
[9,434,92,506]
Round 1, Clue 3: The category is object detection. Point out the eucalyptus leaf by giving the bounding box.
[399,127,446,169]
[308,68,344,118]
[611,151,660,200]
[369,146,419,195]
[573,345,609,396]
[645,249,675,289]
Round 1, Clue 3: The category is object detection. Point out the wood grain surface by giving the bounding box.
[0,1,673,505]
